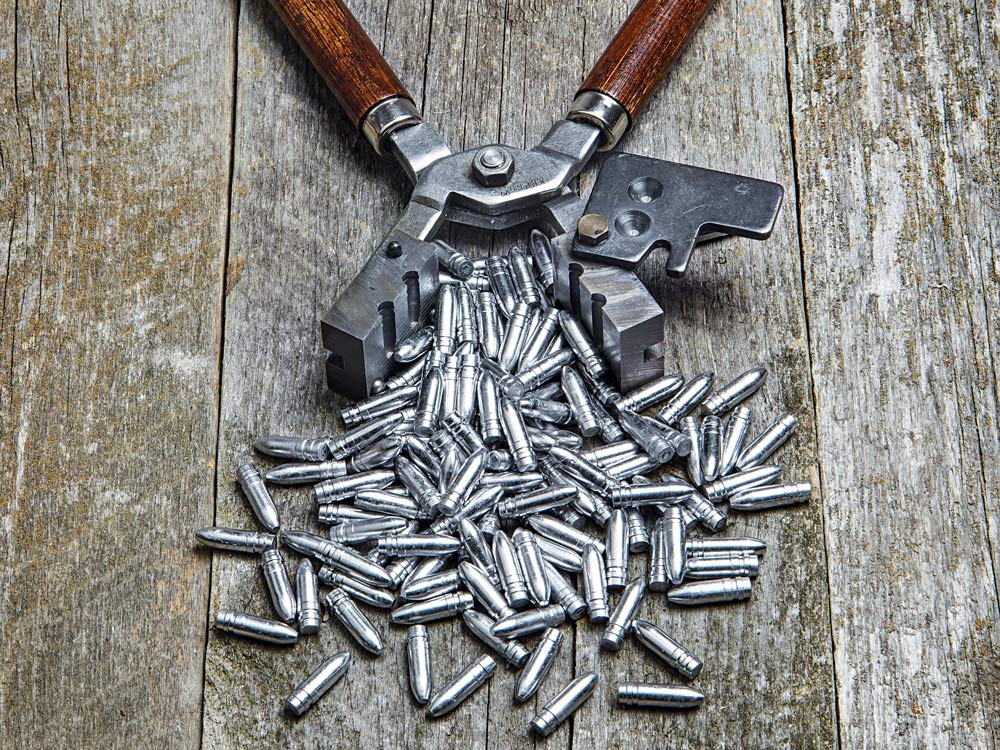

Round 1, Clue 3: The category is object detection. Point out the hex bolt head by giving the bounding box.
[577,213,610,245]
[472,146,515,187]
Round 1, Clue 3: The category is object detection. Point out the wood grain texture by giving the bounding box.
[786,0,1000,747]
[579,0,716,123]
[0,0,234,748]
[266,0,413,128]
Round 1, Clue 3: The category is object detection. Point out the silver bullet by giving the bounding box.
[650,418,693,457]
[381,357,426,392]
[519,307,560,368]
[518,348,575,392]
[253,435,329,462]
[700,415,723,483]
[352,435,406,473]
[514,627,563,702]
[406,625,433,704]
[236,463,280,533]
[529,672,598,737]
[555,506,585,528]
[492,603,565,639]
[528,514,605,555]
[195,527,276,554]
[318,569,396,608]
[648,517,669,592]
[617,373,686,413]
[631,619,702,678]
[439,353,461,418]
[443,411,488,456]
[679,416,702,486]
[582,543,610,623]
[667,577,752,605]
[440,449,487,516]
[324,588,384,653]
[403,434,441,480]
[529,229,556,289]
[459,561,514,619]
[281,530,393,587]
[435,239,474,279]
[701,366,766,415]
[392,591,474,624]
[394,324,435,362]
[737,413,798,469]
[385,557,420,589]
[400,568,462,601]
[730,481,811,511]
[328,516,410,545]
[572,483,614,527]
[626,508,650,552]
[499,301,533,371]
[579,368,623,408]
[591,396,627,442]
[683,491,728,532]
[458,517,500,583]
[457,288,479,349]
[608,479,692,508]
[500,396,536,471]
[558,312,606,378]
[296,559,321,634]
[313,469,395,505]
[583,440,640,466]
[434,283,458,354]
[536,535,583,572]
[560,367,600,437]
[395,456,443,513]
[719,405,752,476]
[487,256,518,317]
[498,485,577,519]
[480,471,544,492]
[426,654,497,718]
[601,576,646,651]
[703,463,782,502]
[606,453,658,480]
[260,548,296,623]
[549,445,618,494]
[477,291,504,359]
[493,530,530,609]
[477,373,504,445]
[340,386,419,428]
[520,396,573,425]
[265,457,347,485]
[508,247,541,307]
[316,505,384,525]
[685,553,761,579]
[215,610,297,645]
[527,426,583,452]
[512,527,551,605]
[605,509,629,589]
[451,484,504,526]
[463,610,531,667]
[481,357,526,399]
[354,489,426,520]
[542,559,587,619]
[413,366,444,437]
[377,533,462,556]
[326,413,404,459]
[617,410,675,464]
[661,505,687,586]
[284,651,351,716]
[617,683,703,709]
[656,371,715,425]
[478,511,501,538]
[527,380,565,402]
[687,536,767,556]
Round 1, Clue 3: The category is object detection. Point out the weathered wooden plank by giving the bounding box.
[569,1,839,748]
[0,1,235,748]
[785,1,1000,747]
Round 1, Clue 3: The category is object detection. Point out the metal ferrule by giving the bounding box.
[648,517,669,592]
[683,491,728,532]
[617,683,704,710]
[666,577,752,606]
[542,559,587,619]
[512,528,551,606]
[406,625,433,705]
[282,530,393,588]
[413,366,444,437]
[631,619,702,679]
[568,90,629,150]
[720,405,752,476]
[662,506,687,586]
[680,416,703,486]
[354,489,426,520]
[626,508,650,552]
[361,96,421,155]
[328,516,409,545]
[535,535,583,572]
[463,611,530,667]
[377,533,462,557]
[618,373,686,413]
[318,568,397,608]
[737,413,799,469]
[685,553,761,579]
[604,509,629,589]
[400,569,463,601]
[518,349,575,392]
[459,561,515,619]
[458,517,500,584]
[295,559,322,634]
[324,588,384,654]
[528,514,605,555]
[558,311,606,378]
[341,386,419,427]
[486,257,519,317]
[581,544,609,623]
[529,672,598,737]
[730,481,811,511]
[195,526,276,554]
[253,435,329,462]
[703,463,782,502]
[493,530,530,609]
[392,591,475,625]
[702,367,767,415]
[686,536,767,557]
[477,291,504,359]
[514,627,563,702]
[236,464,281,533]
[492,603,565,639]
[600,576,646,651]
[499,397,536,471]
[608,479,692,508]
[700,415,723,483]
[498,485,577,519]
[260,548,297,623]
[326,413,404,459]
[440,449,487,516]
[656,372,715,426]
[528,229,556,289]
[477,373,505,445]
[518,307,560,368]
[284,651,351,717]
[215,610,297,645]
[425,654,497,718]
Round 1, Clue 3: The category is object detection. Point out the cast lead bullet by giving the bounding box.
[377,534,462,557]
[617,372,686,412]
[626,508,650,552]
[236,463,281,533]
[631,619,703,678]
[601,577,646,651]
[316,505,383,525]
[667,577,752,605]
[260,548,297,623]
[700,415,723,483]
[608,479,692,508]
[499,301,533,371]
[313,469,396,505]
[498,485,577,520]
[719,405,752,476]
[528,514,606,555]
[683,491,728,532]
[737,412,798,469]
[662,506,687,586]
[324,588,384,654]
[463,611,531,667]
[656,371,715,426]
[702,366,766,415]
[459,561,515,619]
[514,627,563,702]
[617,410,675,464]
[558,312,606,378]
[500,396,536,471]
[413,367,444,437]
[281,530,393,588]
[457,292,480,350]
[549,445,618,494]
[605,509,629,590]
[434,283,458,354]
[519,307,560,367]
[703,463,782,503]
[458,518,500,583]
[648,517,669,592]
[492,604,566,639]
[541,559,587,620]
[730,481,812,511]
[617,683,704,710]
[534,535,584,572]
[686,536,767,557]
[518,348,575,392]
[511,528,551,605]
[508,247,542,307]
[340,386,419,427]
[529,229,556,289]
[391,591,475,624]
[406,625,433,704]
[400,569,463,601]
[440,449,487,516]
[426,654,497,718]
[253,435,329,462]
[678,416,703,486]
[435,239,475,279]
[477,373,504,445]
[582,544,610,623]
[295,559,321,634]
[493,530,530,609]
[354,490,426,520]
[477,291,504,359]
[380,357,426,392]
[265,457,347,486]
[284,651,351,717]
[561,367,601,437]
[685,553,761,579]
[319,569,396,608]
[394,324,435,363]
[215,610,298,645]
[328,516,410,545]
[195,527,276,554]
[572,484,613,527]
[326,413,405,459]
[487,256,518,317]
[529,672,598,737]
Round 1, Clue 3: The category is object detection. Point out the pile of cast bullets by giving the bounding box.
[197,232,810,734]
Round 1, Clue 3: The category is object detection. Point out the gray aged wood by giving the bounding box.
[0,0,234,748]
[786,1,1000,747]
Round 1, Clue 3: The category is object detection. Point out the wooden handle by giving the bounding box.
[580,0,717,122]
[267,0,413,128]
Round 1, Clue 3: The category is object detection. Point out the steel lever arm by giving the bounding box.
[571,0,717,149]
[267,0,421,153]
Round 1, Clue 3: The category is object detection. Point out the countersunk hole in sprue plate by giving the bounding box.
[615,210,651,238]
[627,176,663,204]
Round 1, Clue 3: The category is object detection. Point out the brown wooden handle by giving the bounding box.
[580,0,717,123]
[267,0,413,128]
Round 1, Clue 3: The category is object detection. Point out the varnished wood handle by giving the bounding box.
[580,0,717,123]
[267,0,413,128]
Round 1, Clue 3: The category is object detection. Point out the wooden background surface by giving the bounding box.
[2,0,998,748]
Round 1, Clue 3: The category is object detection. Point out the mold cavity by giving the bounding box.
[628,176,663,204]
[614,210,651,238]
[403,271,421,324]
[568,263,584,317]
[591,293,606,344]
[379,301,397,352]
[329,353,345,369]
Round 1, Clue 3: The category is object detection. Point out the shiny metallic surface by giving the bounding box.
[500,396,536,471]
[260,548,297,623]
[719,405,752,476]
[550,445,618,494]
[648,517,668,592]
[459,561,515,619]
[512,528,551,606]
[542,559,587,619]
[394,324,435,362]
[492,604,565,639]
[685,553,761,579]
[341,386,419,427]
[631,619,703,679]
[582,543,610,623]
[679,416,702,486]
[328,516,410,545]
[558,311,606,378]
[376,533,462,556]
[399,569,463,601]
[326,413,405,459]
[535,535,583,572]
[617,410,674,464]
[737,413,799,469]
[477,291,503,359]
[617,373,685,413]
[354,489,425,519]
[625,508,650,553]
[481,357,526,400]
[425,654,497,718]
[477,373,504,445]
[702,367,766,415]
[514,627,563,702]
[458,518,500,583]
[730,481,812,511]
[236,463,280,533]
[617,683,704,710]
[529,229,556,289]
[686,536,767,557]
[601,576,646,651]
[413,366,444,437]
[703,463,782,503]
[360,96,421,155]
[313,470,396,505]
[667,577,753,605]
[499,301,532,371]
[296,559,321,634]
[462,611,531,668]
[609,479,692,507]
[487,257,518,317]
[253,435,329,462]
[324,588,384,653]
[528,514,605,555]
[700,415,723,483]
[215,610,298,645]
[264,457,347,486]
[519,307,560,366]
[318,569,397,608]
[391,591,474,624]
[498,485,577,519]
[509,247,541,307]
[435,240,475,280]
[683,491,728,532]
[281,530,393,587]
[529,671,598,736]
[656,372,715,426]
[662,506,687,586]
[406,625,433,704]
[518,348,574,391]
[195,527,276,554]
[605,509,629,589]
[493,530,530,609]
[568,90,629,150]
[284,651,351,717]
